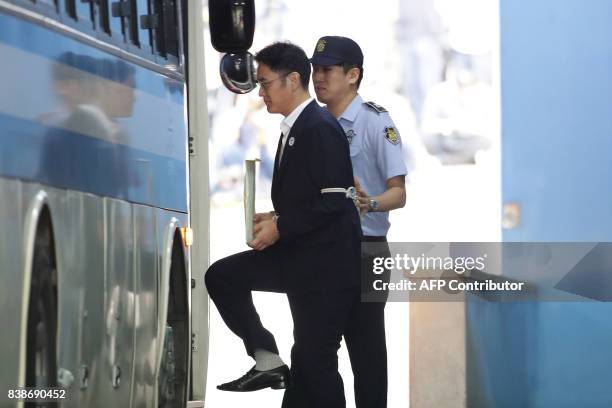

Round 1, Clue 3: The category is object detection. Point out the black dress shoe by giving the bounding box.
[217,365,290,392]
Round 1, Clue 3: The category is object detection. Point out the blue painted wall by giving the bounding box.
[467,1,612,406]
[501,0,612,242]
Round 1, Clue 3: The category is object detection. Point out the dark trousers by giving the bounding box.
[343,236,390,408]
[205,246,359,408]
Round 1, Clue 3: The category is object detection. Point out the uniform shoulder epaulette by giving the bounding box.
[364,101,388,114]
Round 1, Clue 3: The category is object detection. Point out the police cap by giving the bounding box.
[310,36,363,67]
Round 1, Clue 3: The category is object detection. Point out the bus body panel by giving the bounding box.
[131,203,161,407]
[103,198,136,405]
[1,5,192,406]
[1,178,188,406]
[0,178,24,395]
[52,189,105,407]
[0,10,188,213]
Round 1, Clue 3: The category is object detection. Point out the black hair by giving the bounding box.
[54,52,135,85]
[53,52,96,81]
[255,42,311,89]
[339,62,364,89]
[113,59,136,84]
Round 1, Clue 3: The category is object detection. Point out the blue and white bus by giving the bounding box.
[0,0,255,406]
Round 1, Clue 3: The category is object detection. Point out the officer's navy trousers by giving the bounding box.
[344,236,390,408]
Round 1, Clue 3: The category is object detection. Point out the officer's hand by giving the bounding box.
[354,177,370,215]
[248,219,279,251]
[253,212,274,224]
[357,197,370,215]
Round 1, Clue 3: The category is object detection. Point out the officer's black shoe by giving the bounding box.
[216,365,290,392]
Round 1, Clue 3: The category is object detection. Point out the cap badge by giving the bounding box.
[288,136,295,146]
[384,127,399,145]
[316,39,327,53]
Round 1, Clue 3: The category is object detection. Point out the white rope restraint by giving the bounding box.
[321,187,359,207]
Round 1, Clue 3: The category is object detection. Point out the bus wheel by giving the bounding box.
[158,235,189,408]
[25,216,58,400]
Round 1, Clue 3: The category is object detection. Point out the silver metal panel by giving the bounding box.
[130,204,159,408]
[102,198,136,406]
[0,178,24,400]
[186,0,212,399]
[18,183,129,407]
[28,185,90,407]
[75,193,106,406]
[24,183,94,407]
[3,181,195,406]
[154,209,189,404]
[154,212,180,392]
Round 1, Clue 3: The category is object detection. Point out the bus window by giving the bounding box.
[75,0,94,28]
[37,0,59,11]
[148,0,178,59]
[161,0,178,57]
[97,0,111,35]
[109,0,129,43]
[127,0,139,46]
[64,0,76,19]
[135,0,153,51]
[149,0,166,57]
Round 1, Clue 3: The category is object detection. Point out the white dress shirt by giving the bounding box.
[278,97,313,164]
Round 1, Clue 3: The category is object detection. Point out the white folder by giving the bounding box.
[244,159,260,242]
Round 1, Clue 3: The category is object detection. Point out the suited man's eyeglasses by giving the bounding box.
[256,73,290,90]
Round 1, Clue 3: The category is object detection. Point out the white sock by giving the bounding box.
[254,348,285,371]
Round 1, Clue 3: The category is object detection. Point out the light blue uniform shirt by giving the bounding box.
[337,94,407,236]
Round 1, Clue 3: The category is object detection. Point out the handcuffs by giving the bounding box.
[320,187,359,209]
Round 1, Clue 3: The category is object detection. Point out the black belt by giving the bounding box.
[362,235,387,243]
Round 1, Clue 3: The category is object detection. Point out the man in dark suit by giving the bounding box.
[205,42,362,408]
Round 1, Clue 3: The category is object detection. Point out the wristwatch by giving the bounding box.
[368,198,379,212]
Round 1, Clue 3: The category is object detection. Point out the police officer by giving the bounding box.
[311,36,408,408]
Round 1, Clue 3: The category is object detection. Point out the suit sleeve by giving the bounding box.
[276,121,356,243]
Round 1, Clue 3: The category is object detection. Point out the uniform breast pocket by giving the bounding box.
[350,141,362,158]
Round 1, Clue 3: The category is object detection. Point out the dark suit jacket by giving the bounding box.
[271,100,361,294]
